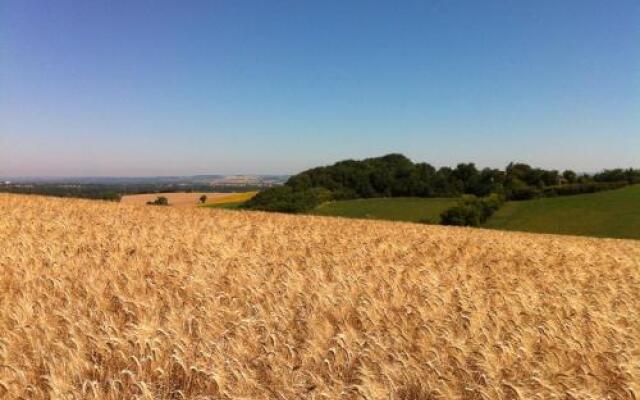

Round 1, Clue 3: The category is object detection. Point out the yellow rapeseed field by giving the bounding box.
[204,191,257,205]
[120,192,252,208]
[0,194,639,399]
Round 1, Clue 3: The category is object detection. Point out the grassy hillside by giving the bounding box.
[312,197,456,222]
[1,194,639,398]
[484,184,640,239]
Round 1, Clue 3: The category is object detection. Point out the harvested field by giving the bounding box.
[121,192,243,208]
[0,194,639,399]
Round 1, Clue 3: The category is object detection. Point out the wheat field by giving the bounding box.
[0,194,639,400]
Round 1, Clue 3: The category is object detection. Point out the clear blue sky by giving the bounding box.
[1,0,638,176]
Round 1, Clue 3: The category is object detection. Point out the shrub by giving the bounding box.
[440,194,504,226]
[440,205,481,226]
[507,181,628,201]
[244,187,333,213]
[542,181,627,197]
[147,196,169,206]
[593,168,640,184]
[509,186,541,200]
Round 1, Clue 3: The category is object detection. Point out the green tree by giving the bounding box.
[562,170,577,184]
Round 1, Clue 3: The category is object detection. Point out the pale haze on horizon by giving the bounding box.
[1,0,638,177]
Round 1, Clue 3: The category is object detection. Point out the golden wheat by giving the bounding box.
[0,194,639,399]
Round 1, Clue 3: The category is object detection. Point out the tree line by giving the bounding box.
[245,154,639,212]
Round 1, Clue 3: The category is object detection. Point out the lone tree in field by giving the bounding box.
[147,196,169,206]
[200,195,207,204]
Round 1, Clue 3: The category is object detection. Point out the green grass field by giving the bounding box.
[483,184,640,239]
[312,197,457,223]
[203,186,639,240]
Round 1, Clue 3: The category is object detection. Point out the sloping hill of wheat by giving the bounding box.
[1,194,639,399]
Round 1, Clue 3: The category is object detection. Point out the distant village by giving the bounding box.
[210,175,286,188]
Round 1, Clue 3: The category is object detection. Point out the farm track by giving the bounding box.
[1,194,639,399]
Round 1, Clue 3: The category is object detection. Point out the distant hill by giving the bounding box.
[0,175,288,201]
[244,153,639,213]
[1,174,288,186]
